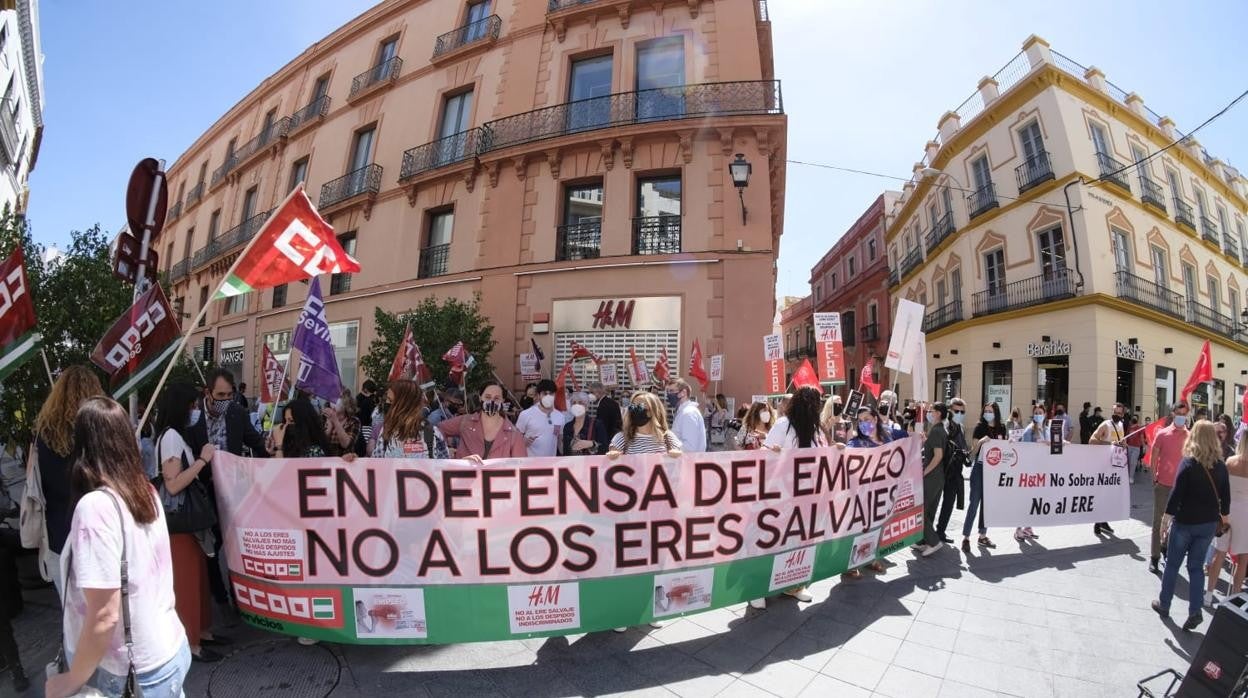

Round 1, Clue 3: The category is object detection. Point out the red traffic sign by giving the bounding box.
[112,229,159,286]
[126,158,168,243]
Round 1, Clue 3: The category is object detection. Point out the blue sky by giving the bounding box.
[27,1,1248,299]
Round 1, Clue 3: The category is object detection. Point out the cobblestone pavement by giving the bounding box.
[9,477,1227,697]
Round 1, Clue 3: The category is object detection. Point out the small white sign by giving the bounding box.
[507,582,581,634]
[653,568,714,618]
[812,312,842,342]
[353,587,427,639]
[519,353,540,379]
[763,334,783,361]
[768,546,815,592]
[849,531,881,569]
[598,362,618,387]
[709,354,724,382]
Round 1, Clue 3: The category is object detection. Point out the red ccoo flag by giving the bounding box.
[860,360,881,399]
[792,358,823,394]
[569,340,603,364]
[688,339,709,392]
[389,325,433,386]
[653,346,671,384]
[215,186,359,298]
[442,341,470,386]
[1179,340,1212,402]
[260,344,286,405]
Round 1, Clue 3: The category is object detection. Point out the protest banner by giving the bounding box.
[212,436,925,644]
[709,355,723,382]
[519,353,541,381]
[982,442,1128,527]
[812,313,845,384]
[763,334,784,394]
[884,299,924,372]
[598,362,618,387]
[90,283,180,399]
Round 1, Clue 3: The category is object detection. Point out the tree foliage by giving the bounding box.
[360,295,497,393]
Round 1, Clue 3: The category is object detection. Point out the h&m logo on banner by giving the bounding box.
[527,585,561,607]
[783,548,807,569]
[592,300,635,329]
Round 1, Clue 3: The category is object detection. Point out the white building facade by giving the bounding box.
[0,0,42,216]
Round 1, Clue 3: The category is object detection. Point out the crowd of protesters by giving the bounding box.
[0,360,1242,696]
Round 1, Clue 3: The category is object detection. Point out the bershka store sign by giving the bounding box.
[1026,340,1071,358]
[1115,340,1145,362]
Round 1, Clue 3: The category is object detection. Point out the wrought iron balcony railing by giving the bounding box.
[349,56,402,100]
[1115,271,1184,321]
[481,80,782,152]
[888,267,900,287]
[1097,152,1131,192]
[0,100,17,164]
[859,323,879,343]
[230,118,292,170]
[632,216,681,255]
[923,300,963,333]
[966,182,998,220]
[1015,151,1054,193]
[210,159,231,188]
[1187,299,1236,336]
[556,221,602,261]
[190,209,272,270]
[548,0,600,10]
[899,247,922,278]
[1174,198,1195,230]
[400,128,485,180]
[1139,177,1166,211]
[185,182,205,208]
[1200,215,1219,244]
[1224,234,1240,260]
[169,258,189,283]
[319,164,383,209]
[418,243,450,279]
[433,15,501,57]
[288,95,330,132]
[924,211,955,253]
[972,267,1079,317]
[168,200,182,221]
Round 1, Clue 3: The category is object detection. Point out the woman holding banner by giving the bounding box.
[438,382,528,461]
[843,407,889,576]
[1153,421,1231,630]
[962,403,1006,554]
[737,402,774,450]
[562,392,608,456]
[1014,404,1050,541]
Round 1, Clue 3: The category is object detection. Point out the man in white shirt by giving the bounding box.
[1089,401,1127,536]
[666,378,707,453]
[515,379,566,457]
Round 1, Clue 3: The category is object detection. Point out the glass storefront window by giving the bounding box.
[982,360,1012,413]
[934,365,962,404]
[1155,366,1175,417]
[330,321,360,392]
[1212,379,1225,419]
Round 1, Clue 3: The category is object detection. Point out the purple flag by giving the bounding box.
[292,278,342,402]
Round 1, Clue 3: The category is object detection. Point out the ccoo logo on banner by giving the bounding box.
[90,284,181,399]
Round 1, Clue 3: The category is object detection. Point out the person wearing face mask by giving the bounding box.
[1053,403,1073,441]
[437,382,527,462]
[917,403,951,557]
[665,378,708,454]
[562,392,608,456]
[516,379,567,457]
[1148,401,1191,573]
[877,391,909,441]
[962,402,1007,554]
[1015,403,1053,541]
[1079,402,1096,444]
[587,381,622,443]
[934,397,971,545]
[820,395,846,444]
[1089,402,1128,536]
[1008,408,1024,431]
[738,402,774,449]
[846,407,889,448]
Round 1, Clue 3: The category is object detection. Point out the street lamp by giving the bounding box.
[730,153,752,225]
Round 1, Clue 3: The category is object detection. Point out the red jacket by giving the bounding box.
[437,413,528,460]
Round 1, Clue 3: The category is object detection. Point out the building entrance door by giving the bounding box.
[1116,357,1137,413]
[1037,357,1069,411]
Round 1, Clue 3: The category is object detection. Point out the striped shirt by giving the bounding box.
[609,430,682,455]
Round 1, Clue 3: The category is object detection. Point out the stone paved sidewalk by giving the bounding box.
[9,478,1226,697]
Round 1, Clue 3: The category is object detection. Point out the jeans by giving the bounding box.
[923,466,946,546]
[1158,521,1217,619]
[1150,484,1172,560]
[80,640,191,698]
[936,468,963,536]
[962,461,986,538]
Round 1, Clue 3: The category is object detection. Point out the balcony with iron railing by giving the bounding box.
[632,216,681,255]
[1200,215,1219,245]
[349,56,402,101]
[169,258,189,284]
[1015,151,1054,194]
[400,128,485,180]
[965,182,998,220]
[548,0,600,10]
[319,164,383,211]
[1138,177,1165,212]
[1173,198,1195,231]
[923,300,963,333]
[972,267,1080,317]
[924,211,955,253]
[481,80,782,153]
[433,15,501,59]
[1096,152,1131,192]
[210,159,231,189]
[230,117,292,173]
[1187,299,1236,336]
[1114,270,1184,320]
[0,100,17,163]
[168,200,182,221]
[556,221,602,261]
[1224,234,1240,260]
[190,209,272,270]
[898,247,923,278]
[418,243,450,279]
[288,95,330,134]
[888,267,900,287]
[185,181,205,208]
[859,323,879,343]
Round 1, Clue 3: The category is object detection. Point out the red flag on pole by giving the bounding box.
[1179,340,1212,402]
[89,284,180,399]
[1142,418,1165,467]
[653,347,671,384]
[388,325,432,386]
[0,246,42,382]
[554,359,576,411]
[260,344,285,405]
[792,358,823,394]
[688,339,709,392]
[860,360,881,399]
[442,341,470,386]
[569,340,603,364]
[627,346,650,386]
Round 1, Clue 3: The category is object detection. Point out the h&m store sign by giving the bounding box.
[553,297,682,333]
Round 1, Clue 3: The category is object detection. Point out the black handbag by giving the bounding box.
[157,430,218,535]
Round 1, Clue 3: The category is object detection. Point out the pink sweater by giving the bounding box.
[1151,425,1188,488]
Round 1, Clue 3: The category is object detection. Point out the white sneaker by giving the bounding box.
[1205,591,1219,608]
[921,541,944,557]
[613,627,628,633]
[748,598,767,609]
[649,621,666,628]
[297,637,319,646]
[913,543,931,555]
[785,588,813,603]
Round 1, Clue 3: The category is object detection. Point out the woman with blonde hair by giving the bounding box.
[32,365,103,595]
[1153,420,1231,631]
[820,394,845,444]
[1205,430,1247,605]
[737,401,774,450]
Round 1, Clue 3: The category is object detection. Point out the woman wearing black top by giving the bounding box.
[1153,420,1232,631]
[562,392,608,455]
[961,402,1007,553]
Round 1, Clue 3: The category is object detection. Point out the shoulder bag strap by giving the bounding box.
[1198,463,1225,517]
[103,493,137,672]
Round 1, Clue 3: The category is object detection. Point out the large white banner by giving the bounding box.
[982,442,1129,527]
[885,299,925,372]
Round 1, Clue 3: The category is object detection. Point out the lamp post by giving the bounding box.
[730,153,752,225]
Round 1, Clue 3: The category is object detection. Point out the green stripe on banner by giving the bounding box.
[0,331,42,383]
[111,342,183,399]
[214,274,253,299]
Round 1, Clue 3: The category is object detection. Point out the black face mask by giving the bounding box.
[628,403,652,427]
[1112,414,1123,423]
[832,403,843,417]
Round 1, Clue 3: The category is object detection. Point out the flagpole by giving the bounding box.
[38,348,54,385]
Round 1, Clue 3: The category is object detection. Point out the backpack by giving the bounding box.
[18,442,52,581]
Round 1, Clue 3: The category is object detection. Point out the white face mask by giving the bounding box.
[760,412,771,424]
[540,394,555,409]
[570,404,587,418]
[188,409,202,427]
